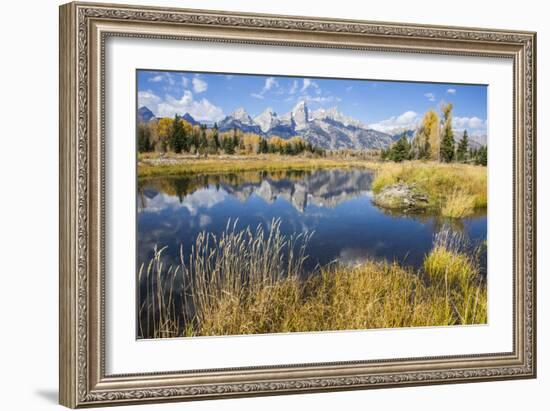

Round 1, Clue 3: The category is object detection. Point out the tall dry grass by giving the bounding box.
[423,228,487,324]
[138,221,487,339]
[441,189,476,218]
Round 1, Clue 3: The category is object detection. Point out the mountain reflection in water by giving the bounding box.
[137,168,487,273]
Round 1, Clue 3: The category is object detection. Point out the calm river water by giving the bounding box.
[137,168,487,273]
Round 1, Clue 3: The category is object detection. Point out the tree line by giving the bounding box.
[138,114,326,157]
[381,103,487,166]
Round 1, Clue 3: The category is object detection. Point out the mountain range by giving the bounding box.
[137,101,486,150]
[139,101,394,150]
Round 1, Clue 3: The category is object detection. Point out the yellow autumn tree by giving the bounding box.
[288,136,306,151]
[421,109,440,160]
[156,117,174,152]
[180,119,193,135]
[243,133,262,154]
[268,136,286,152]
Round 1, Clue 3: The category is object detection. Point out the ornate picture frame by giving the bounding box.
[59,1,536,407]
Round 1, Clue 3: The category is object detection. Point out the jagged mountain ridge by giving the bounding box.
[219,101,393,150]
[137,101,394,150]
[137,103,487,151]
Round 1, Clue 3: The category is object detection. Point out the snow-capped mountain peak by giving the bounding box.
[231,107,255,125]
[291,101,309,130]
[254,107,280,133]
[310,106,365,128]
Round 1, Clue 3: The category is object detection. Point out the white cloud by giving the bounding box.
[447,88,456,94]
[199,214,213,228]
[424,92,436,102]
[396,111,419,123]
[180,188,228,215]
[140,90,224,122]
[147,72,189,91]
[346,86,353,92]
[286,77,338,106]
[301,78,319,93]
[251,77,280,99]
[137,90,161,109]
[302,95,341,105]
[225,75,234,80]
[192,77,208,93]
[289,80,298,94]
[148,72,177,87]
[263,77,278,92]
[368,111,419,134]
[453,116,487,131]
[149,75,164,83]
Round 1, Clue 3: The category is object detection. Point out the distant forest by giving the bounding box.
[138,114,326,157]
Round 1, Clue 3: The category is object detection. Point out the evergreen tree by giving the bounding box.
[169,114,187,153]
[232,127,239,152]
[475,146,487,166]
[223,136,235,154]
[440,127,455,162]
[389,134,411,162]
[207,131,218,154]
[456,130,469,163]
[440,103,455,163]
[212,123,220,150]
[199,127,208,154]
[259,138,268,154]
[469,147,477,160]
[137,123,152,153]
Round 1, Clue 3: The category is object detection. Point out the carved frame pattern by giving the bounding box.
[59,2,536,408]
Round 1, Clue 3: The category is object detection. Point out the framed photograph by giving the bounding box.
[59,2,537,408]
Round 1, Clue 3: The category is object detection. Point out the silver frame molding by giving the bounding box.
[59,2,536,408]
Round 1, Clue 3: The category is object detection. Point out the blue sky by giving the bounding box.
[137,69,487,135]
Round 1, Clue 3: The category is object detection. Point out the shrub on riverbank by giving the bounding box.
[138,220,486,339]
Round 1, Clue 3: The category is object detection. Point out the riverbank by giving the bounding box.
[137,153,379,178]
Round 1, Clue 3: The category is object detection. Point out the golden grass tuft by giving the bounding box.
[441,189,476,218]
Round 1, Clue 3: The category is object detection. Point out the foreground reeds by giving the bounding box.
[138,219,487,339]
